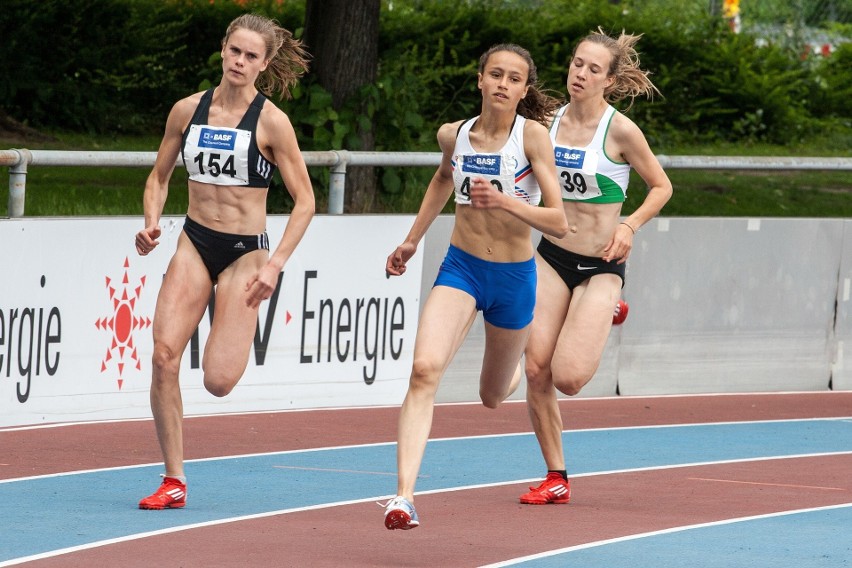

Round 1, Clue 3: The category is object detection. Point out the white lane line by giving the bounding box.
[1,451,850,566]
[478,503,852,568]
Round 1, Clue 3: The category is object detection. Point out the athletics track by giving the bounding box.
[1,391,850,567]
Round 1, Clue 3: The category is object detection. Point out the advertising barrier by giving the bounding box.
[0,215,422,427]
[2,214,850,428]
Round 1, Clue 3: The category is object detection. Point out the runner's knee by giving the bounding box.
[151,342,181,380]
[552,369,592,397]
[203,372,240,397]
[525,357,552,391]
[408,357,442,393]
[479,387,504,409]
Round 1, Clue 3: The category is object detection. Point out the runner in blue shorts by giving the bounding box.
[381,43,569,530]
[435,244,536,330]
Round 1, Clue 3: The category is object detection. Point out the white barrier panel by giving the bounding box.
[0,215,422,427]
[430,217,850,402]
[3,215,848,426]
[618,217,843,395]
[832,220,852,390]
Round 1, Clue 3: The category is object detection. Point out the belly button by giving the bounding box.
[486,247,493,254]
[570,226,578,233]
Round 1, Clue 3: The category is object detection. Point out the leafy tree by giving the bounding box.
[0,0,849,212]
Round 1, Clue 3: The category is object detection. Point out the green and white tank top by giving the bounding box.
[549,104,629,203]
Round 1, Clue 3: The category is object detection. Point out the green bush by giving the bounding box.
[810,41,852,121]
[3,0,848,144]
[0,0,303,134]
[0,0,191,133]
[0,0,849,210]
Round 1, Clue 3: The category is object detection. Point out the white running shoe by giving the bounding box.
[382,496,420,530]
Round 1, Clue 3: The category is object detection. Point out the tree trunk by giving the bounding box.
[303,0,380,212]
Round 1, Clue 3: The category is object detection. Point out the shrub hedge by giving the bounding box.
[1,0,849,203]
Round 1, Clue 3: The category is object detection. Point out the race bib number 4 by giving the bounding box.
[455,153,516,204]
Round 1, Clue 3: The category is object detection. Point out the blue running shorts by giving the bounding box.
[433,244,536,330]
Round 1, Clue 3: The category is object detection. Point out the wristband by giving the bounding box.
[620,221,636,234]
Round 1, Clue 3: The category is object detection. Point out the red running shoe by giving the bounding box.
[612,299,629,325]
[139,476,187,510]
[519,472,571,505]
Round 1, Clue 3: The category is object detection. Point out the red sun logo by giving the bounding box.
[96,257,152,390]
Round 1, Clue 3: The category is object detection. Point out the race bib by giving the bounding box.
[453,153,517,205]
[554,145,602,200]
[184,125,252,186]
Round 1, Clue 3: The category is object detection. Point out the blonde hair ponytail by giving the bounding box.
[223,14,310,100]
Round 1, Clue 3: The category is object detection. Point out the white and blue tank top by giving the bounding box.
[451,115,541,206]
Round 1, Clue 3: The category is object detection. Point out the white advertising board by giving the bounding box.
[0,215,422,427]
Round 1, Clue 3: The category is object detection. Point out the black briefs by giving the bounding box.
[537,237,625,291]
[182,216,269,282]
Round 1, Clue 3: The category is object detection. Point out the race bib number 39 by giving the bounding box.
[185,125,251,186]
[554,145,601,200]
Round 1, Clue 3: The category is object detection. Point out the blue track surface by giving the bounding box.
[2,418,851,565]
[499,505,852,567]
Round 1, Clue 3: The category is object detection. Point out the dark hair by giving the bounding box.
[478,44,562,124]
[575,27,660,110]
[223,14,310,100]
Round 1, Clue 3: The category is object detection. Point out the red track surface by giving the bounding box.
[4,392,851,567]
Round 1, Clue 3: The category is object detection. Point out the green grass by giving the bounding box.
[1,132,850,217]
[6,163,189,217]
[626,169,852,218]
[636,137,852,218]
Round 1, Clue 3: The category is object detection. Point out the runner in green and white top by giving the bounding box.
[520,28,673,506]
[550,103,630,204]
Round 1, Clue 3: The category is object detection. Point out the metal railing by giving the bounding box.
[2,148,851,217]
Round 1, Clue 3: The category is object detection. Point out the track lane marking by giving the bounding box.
[2,452,850,567]
[687,477,848,491]
[272,465,403,476]
[479,503,852,567]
